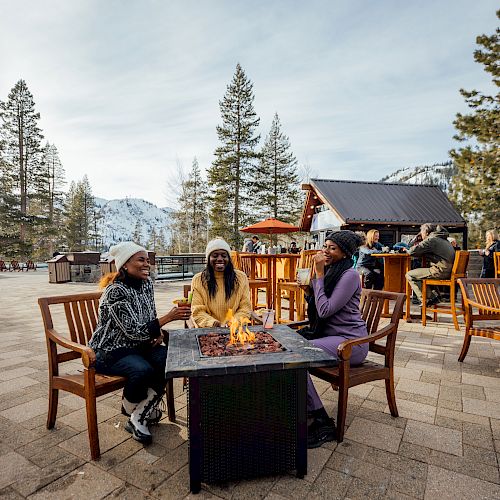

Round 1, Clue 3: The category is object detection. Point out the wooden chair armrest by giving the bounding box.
[463,299,500,314]
[287,320,310,330]
[337,324,395,360]
[47,328,96,367]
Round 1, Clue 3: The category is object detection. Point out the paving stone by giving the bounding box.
[426,449,500,484]
[461,373,500,389]
[155,441,188,475]
[424,464,500,499]
[436,406,490,426]
[0,397,49,423]
[58,404,121,431]
[308,467,352,499]
[344,417,404,453]
[334,439,369,459]
[462,444,498,467]
[104,484,156,499]
[58,421,130,461]
[462,397,500,419]
[0,451,41,490]
[462,422,494,450]
[461,384,486,399]
[384,398,436,424]
[434,415,463,431]
[389,470,426,499]
[152,465,194,499]
[344,476,387,499]
[110,454,168,492]
[269,473,316,499]
[0,486,25,499]
[403,420,462,456]
[396,379,439,398]
[484,387,500,402]
[0,376,39,396]
[28,462,123,499]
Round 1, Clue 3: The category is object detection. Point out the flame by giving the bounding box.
[224,309,255,345]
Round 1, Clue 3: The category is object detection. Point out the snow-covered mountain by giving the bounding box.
[380,161,456,193]
[94,197,172,248]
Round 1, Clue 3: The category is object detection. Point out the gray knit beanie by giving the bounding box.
[325,230,363,258]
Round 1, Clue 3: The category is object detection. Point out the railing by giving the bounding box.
[155,254,206,280]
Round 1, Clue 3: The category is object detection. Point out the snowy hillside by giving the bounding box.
[380,161,456,193]
[94,197,172,248]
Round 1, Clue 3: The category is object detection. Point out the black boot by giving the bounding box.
[307,415,336,448]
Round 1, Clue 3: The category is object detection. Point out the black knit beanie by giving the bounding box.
[325,230,363,258]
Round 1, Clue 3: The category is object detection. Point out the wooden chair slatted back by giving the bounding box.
[298,250,318,270]
[494,252,500,278]
[41,292,103,352]
[451,251,470,277]
[459,279,500,321]
[360,289,405,361]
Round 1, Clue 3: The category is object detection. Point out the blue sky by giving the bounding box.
[1,0,498,207]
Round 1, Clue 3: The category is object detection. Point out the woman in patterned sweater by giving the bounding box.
[89,242,190,444]
[191,238,252,327]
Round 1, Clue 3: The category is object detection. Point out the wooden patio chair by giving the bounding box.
[289,289,406,442]
[232,251,272,309]
[38,291,176,460]
[9,259,22,271]
[457,278,500,362]
[276,249,317,323]
[24,259,37,271]
[421,250,470,330]
[494,252,500,278]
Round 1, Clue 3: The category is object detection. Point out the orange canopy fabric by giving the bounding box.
[240,218,300,234]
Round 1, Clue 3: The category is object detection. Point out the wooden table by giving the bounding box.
[240,254,300,309]
[373,253,412,320]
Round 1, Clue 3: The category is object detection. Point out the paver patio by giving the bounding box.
[0,271,499,499]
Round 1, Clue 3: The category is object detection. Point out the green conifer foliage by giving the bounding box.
[63,176,97,251]
[207,64,260,248]
[255,113,301,224]
[0,80,44,250]
[173,158,209,252]
[450,10,500,242]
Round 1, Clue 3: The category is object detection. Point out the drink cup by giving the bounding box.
[262,309,275,329]
[296,267,312,286]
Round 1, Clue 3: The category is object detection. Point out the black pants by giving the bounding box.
[95,345,167,403]
[359,267,384,290]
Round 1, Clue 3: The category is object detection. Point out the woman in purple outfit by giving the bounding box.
[298,230,367,448]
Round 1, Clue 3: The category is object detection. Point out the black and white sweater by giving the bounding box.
[89,277,161,353]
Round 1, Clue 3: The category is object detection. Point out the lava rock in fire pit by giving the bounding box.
[198,331,285,357]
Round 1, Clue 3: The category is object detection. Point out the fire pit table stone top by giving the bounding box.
[165,324,337,378]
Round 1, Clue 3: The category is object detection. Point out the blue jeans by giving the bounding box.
[95,345,167,403]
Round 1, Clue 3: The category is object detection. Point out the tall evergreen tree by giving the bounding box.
[450,10,500,242]
[255,113,301,224]
[172,158,209,252]
[207,64,260,248]
[64,176,97,251]
[30,143,66,258]
[0,80,44,247]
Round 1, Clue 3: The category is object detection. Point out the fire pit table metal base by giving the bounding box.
[165,325,336,494]
[188,370,307,492]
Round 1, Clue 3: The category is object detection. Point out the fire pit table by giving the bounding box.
[165,324,337,493]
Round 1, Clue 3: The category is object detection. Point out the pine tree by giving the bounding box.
[207,64,260,248]
[63,176,97,251]
[255,113,301,224]
[0,80,44,249]
[30,143,66,258]
[449,10,500,242]
[173,158,209,252]
[132,220,143,246]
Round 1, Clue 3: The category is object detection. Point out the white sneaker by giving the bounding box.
[124,388,157,443]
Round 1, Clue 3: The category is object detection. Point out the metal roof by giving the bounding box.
[300,179,466,231]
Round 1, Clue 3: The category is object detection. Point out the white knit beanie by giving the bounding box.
[109,241,147,271]
[205,238,231,259]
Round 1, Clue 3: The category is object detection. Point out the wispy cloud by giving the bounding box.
[0,0,497,205]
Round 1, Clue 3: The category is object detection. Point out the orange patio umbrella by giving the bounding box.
[240,217,300,235]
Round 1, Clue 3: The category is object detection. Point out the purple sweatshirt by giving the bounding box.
[310,267,368,365]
